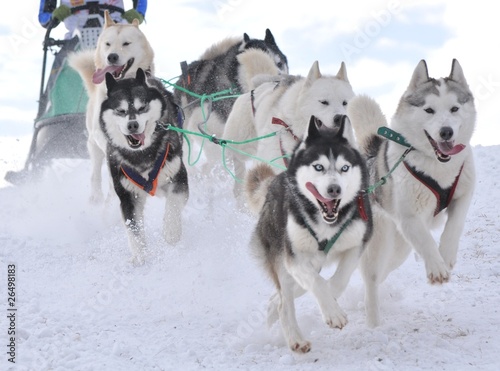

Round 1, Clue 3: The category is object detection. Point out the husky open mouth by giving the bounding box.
[92,58,135,84]
[424,130,465,163]
[305,182,340,224]
[125,132,145,148]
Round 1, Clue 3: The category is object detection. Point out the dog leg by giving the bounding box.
[163,190,188,245]
[161,165,189,245]
[328,247,361,299]
[286,254,348,330]
[222,93,257,199]
[359,207,411,327]
[439,187,474,270]
[276,271,311,353]
[268,284,306,328]
[400,214,450,284]
[118,192,147,266]
[87,139,105,204]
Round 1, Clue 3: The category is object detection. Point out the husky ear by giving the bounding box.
[306,115,323,141]
[336,62,349,82]
[132,18,140,27]
[305,61,321,87]
[243,33,250,44]
[135,68,146,84]
[449,59,469,86]
[264,29,276,45]
[334,114,347,138]
[105,72,117,94]
[408,59,430,88]
[104,10,115,28]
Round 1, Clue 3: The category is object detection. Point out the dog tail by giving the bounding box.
[68,49,97,95]
[245,163,275,214]
[237,49,281,92]
[347,94,388,158]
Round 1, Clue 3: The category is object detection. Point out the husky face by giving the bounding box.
[243,29,289,74]
[299,62,355,130]
[291,116,363,224]
[394,59,476,162]
[101,69,164,150]
[93,13,155,84]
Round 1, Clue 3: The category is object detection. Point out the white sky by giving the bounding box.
[1,0,499,145]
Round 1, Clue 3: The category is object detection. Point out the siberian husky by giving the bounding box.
[223,60,355,198]
[100,68,188,265]
[348,59,476,327]
[174,29,289,172]
[69,11,155,203]
[246,115,372,352]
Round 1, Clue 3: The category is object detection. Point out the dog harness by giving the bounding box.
[120,143,170,196]
[250,88,299,168]
[271,117,299,167]
[403,161,463,216]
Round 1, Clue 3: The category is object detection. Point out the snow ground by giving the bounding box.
[0,135,499,370]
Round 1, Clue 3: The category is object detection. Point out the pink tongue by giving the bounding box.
[131,133,145,145]
[438,142,466,156]
[305,182,335,211]
[92,65,123,84]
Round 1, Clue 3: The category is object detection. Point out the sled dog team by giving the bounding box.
[69,12,476,352]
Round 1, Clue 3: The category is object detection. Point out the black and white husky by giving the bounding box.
[174,29,289,170]
[348,59,476,327]
[100,68,189,265]
[245,115,372,353]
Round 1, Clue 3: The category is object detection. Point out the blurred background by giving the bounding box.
[1,0,498,145]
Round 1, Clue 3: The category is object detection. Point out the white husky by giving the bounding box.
[223,61,355,198]
[348,59,476,327]
[69,11,155,203]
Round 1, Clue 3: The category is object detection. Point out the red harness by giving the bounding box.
[404,161,463,216]
[271,117,299,167]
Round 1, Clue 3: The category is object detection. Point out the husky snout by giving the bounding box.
[440,126,453,141]
[108,53,120,64]
[127,120,140,133]
[327,184,341,198]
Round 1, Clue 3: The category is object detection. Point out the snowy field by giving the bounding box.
[0,133,498,371]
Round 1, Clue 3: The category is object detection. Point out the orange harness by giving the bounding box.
[121,143,170,196]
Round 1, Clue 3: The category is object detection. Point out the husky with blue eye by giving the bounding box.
[348,59,476,327]
[245,115,372,353]
[100,68,188,266]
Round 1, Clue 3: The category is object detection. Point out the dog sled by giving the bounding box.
[5,3,124,185]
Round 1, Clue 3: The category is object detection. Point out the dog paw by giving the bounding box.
[428,272,450,285]
[290,340,311,353]
[324,308,348,329]
[425,257,451,285]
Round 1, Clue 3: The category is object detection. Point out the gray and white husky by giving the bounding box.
[245,115,372,352]
[348,59,476,327]
[174,29,289,171]
[100,68,189,265]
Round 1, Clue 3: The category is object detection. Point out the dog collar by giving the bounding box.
[120,142,170,196]
[403,161,463,216]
